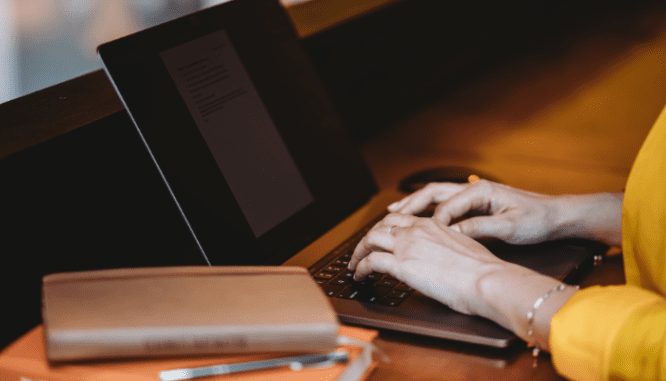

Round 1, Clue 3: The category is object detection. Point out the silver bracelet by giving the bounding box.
[526,284,579,357]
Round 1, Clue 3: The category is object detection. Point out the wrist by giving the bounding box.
[477,263,576,352]
[551,192,623,246]
[524,283,579,354]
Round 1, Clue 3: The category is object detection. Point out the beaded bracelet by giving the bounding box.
[526,284,579,357]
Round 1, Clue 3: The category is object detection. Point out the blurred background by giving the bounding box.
[0,0,240,104]
[6,0,663,141]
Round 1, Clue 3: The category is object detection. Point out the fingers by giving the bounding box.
[432,180,496,224]
[348,213,416,271]
[347,225,393,271]
[352,252,400,281]
[431,182,508,240]
[388,183,467,215]
[450,215,513,241]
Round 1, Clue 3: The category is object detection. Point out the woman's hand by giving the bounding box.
[387,180,623,247]
[348,212,578,350]
[347,213,510,317]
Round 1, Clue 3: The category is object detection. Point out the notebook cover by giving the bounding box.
[42,267,339,361]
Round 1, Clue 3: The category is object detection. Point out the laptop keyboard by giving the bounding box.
[310,217,415,307]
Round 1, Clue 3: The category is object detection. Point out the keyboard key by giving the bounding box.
[351,279,376,287]
[375,279,399,288]
[322,284,344,297]
[336,286,361,300]
[378,297,403,307]
[356,285,391,303]
[324,265,345,273]
[366,272,383,281]
[386,289,410,299]
[333,259,349,266]
[339,270,354,278]
[314,278,329,285]
[394,283,414,292]
[329,277,351,286]
[346,281,378,291]
[313,271,336,280]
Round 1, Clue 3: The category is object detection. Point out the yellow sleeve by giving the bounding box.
[550,285,666,381]
[551,100,666,380]
[622,103,666,295]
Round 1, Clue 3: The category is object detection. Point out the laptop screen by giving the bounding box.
[98,0,377,265]
[159,29,315,238]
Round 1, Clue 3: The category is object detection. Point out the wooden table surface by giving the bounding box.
[362,8,666,197]
[359,6,666,380]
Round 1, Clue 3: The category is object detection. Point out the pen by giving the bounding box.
[158,350,350,381]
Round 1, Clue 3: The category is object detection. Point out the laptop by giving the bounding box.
[97,0,605,348]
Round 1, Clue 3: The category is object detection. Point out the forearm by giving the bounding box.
[551,192,623,247]
[476,263,577,353]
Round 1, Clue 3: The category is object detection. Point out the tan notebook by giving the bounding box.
[41,266,339,361]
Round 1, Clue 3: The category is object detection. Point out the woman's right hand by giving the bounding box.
[388,180,623,247]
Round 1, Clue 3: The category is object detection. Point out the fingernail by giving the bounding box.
[450,225,461,232]
[388,202,398,210]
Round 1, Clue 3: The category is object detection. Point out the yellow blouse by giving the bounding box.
[550,106,666,380]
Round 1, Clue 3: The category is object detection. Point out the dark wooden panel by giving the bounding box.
[0,70,123,160]
[0,110,206,348]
